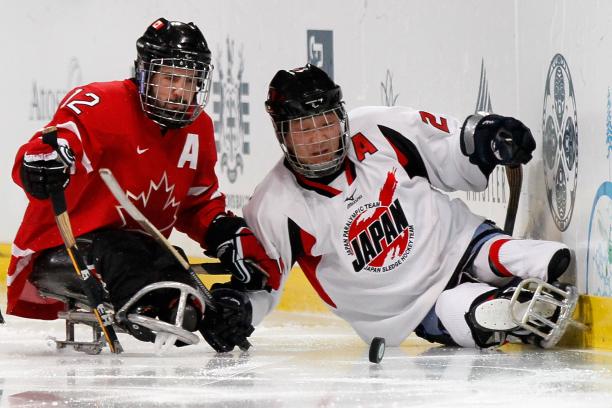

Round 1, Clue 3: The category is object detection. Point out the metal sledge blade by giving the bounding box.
[510,278,580,348]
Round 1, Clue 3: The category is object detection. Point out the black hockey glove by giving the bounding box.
[204,215,282,291]
[20,136,75,200]
[460,114,535,176]
[199,285,254,353]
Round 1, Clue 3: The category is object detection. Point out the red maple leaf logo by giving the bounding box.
[116,172,181,234]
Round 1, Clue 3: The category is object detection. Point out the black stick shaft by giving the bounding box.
[504,165,523,235]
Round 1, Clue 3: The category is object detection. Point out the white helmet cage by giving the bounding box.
[137,57,213,128]
[273,105,350,178]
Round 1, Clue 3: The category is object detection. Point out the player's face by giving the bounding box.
[285,112,342,165]
[149,65,198,111]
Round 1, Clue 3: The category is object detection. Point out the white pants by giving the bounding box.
[424,234,568,347]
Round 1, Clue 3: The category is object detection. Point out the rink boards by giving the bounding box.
[1,0,611,351]
[1,243,611,350]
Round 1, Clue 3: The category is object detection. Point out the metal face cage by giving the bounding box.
[138,57,213,128]
[273,106,349,178]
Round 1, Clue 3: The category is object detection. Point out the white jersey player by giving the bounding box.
[243,64,577,349]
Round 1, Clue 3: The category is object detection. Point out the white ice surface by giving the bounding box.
[1,309,612,408]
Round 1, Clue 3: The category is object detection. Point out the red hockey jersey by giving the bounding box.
[8,79,226,319]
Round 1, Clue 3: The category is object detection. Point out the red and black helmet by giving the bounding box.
[136,18,211,65]
[135,18,214,128]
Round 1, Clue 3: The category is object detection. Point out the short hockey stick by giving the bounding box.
[41,127,123,354]
[98,168,217,311]
[504,165,523,235]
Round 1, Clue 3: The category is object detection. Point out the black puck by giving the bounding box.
[369,337,385,363]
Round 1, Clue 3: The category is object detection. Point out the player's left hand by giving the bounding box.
[205,215,282,291]
[474,114,536,167]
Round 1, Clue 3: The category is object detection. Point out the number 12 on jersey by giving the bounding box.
[61,88,101,115]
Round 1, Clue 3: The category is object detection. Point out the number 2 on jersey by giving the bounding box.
[62,88,100,114]
[419,111,449,133]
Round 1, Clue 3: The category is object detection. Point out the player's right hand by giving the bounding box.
[199,285,254,352]
[204,215,282,291]
[474,114,536,167]
[19,136,75,200]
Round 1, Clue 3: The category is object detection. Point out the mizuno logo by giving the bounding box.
[136,146,149,154]
[344,190,357,202]
[345,190,363,209]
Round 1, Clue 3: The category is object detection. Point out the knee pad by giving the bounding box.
[465,286,521,348]
[434,282,495,347]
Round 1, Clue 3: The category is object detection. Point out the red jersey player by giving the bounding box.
[9,18,280,352]
[242,64,578,349]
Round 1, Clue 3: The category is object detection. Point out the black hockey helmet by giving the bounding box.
[135,18,214,128]
[136,18,211,65]
[265,64,343,121]
[265,64,349,178]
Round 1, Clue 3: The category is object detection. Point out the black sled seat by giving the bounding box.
[29,243,110,354]
[30,242,206,354]
[31,239,100,307]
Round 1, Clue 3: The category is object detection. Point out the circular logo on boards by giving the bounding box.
[542,54,579,231]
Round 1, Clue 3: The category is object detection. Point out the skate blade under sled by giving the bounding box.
[44,281,205,354]
[474,278,581,348]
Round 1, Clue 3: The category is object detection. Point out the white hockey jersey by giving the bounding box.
[243,106,489,345]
